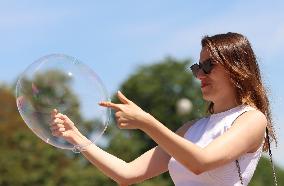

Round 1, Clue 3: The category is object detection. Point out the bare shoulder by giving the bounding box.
[235,109,267,128]
[232,109,267,152]
[175,119,199,137]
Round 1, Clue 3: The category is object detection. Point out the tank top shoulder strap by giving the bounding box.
[242,105,257,112]
[232,105,257,125]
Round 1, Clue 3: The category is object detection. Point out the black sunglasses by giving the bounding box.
[190,58,215,77]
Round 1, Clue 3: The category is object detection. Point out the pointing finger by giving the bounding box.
[99,101,122,111]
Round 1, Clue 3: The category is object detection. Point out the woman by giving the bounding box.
[50,32,277,186]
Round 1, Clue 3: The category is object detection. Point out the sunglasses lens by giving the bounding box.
[190,64,199,77]
[202,59,214,74]
[190,59,214,77]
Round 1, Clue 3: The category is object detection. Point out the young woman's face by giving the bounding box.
[197,47,236,103]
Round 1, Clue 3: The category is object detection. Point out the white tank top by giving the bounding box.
[168,105,263,186]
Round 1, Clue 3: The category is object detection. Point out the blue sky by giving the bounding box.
[1,1,283,167]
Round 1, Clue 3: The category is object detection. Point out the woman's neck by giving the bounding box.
[212,97,239,114]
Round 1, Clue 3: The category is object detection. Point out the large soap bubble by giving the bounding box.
[16,54,111,152]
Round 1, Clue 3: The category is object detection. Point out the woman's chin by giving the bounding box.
[201,92,213,102]
[202,96,211,102]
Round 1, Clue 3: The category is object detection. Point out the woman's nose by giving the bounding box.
[196,69,207,80]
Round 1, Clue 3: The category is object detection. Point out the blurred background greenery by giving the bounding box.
[0,57,283,185]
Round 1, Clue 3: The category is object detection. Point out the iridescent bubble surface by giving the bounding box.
[16,54,110,151]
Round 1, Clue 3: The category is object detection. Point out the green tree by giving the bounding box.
[249,157,284,186]
[17,70,83,129]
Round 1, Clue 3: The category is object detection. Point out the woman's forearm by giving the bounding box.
[72,136,131,185]
[141,116,205,174]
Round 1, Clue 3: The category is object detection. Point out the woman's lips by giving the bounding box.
[201,81,210,88]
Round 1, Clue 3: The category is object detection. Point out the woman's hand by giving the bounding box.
[50,109,86,145]
[99,91,154,130]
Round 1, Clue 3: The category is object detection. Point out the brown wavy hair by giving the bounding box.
[201,32,277,151]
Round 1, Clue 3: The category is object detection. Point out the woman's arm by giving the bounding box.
[140,110,267,174]
[70,134,168,186]
[100,92,267,175]
[51,110,194,185]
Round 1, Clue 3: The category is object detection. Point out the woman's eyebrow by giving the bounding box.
[199,58,211,64]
